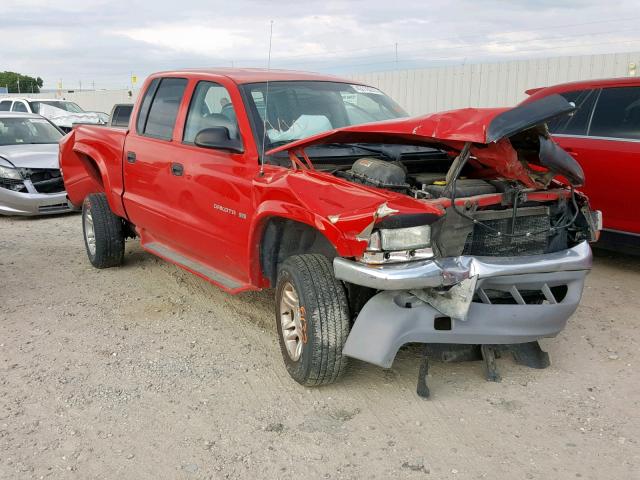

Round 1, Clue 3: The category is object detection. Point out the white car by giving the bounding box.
[0,98,108,132]
[0,112,74,215]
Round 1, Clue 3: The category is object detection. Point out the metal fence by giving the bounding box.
[349,51,640,115]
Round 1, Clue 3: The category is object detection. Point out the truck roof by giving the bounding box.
[149,68,357,85]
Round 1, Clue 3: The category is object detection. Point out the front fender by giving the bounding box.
[247,200,363,286]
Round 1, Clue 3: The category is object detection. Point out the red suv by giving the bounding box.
[523,77,640,253]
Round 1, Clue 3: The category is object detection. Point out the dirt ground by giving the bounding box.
[1,213,638,480]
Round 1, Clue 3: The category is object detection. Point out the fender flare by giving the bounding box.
[72,143,122,215]
[247,200,360,286]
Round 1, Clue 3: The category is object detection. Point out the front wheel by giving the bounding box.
[82,193,125,269]
[275,254,351,386]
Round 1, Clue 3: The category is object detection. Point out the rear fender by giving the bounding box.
[60,131,125,217]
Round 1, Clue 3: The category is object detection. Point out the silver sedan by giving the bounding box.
[0,112,74,216]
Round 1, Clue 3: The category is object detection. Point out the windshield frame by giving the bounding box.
[238,80,408,159]
[0,116,65,146]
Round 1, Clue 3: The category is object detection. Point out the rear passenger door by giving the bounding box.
[122,77,190,246]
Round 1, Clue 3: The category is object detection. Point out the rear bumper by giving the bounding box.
[335,242,592,368]
[0,188,74,216]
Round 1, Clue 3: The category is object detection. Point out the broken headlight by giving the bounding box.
[0,165,25,192]
[361,225,433,264]
[0,165,22,180]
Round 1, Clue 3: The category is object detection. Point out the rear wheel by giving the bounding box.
[275,254,350,386]
[82,193,125,268]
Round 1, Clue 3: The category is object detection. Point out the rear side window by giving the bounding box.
[140,78,187,140]
[12,101,28,113]
[0,101,11,111]
[589,86,640,140]
[111,105,133,128]
[547,89,597,136]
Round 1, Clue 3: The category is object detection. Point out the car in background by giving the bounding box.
[523,77,640,254]
[0,98,108,132]
[0,112,74,215]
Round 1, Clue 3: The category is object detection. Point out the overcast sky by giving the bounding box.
[3,0,640,90]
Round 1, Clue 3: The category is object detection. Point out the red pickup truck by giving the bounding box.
[60,69,600,395]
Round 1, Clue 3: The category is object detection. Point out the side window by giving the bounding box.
[140,78,187,140]
[589,86,640,140]
[183,81,240,144]
[547,89,597,135]
[12,101,28,113]
[0,101,11,111]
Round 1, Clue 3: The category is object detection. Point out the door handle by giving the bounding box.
[171,162,184,176]
[126,151,137,163]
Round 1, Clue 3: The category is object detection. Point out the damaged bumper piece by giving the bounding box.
[334,241,592,368]
[0,188,73,216]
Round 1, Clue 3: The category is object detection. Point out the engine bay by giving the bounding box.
[335,154,501,200]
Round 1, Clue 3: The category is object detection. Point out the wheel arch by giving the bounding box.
[258,216,339,287]
[249,202,352,287]
[68,143,123,215]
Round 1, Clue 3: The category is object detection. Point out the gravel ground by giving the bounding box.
[1,213,639,480]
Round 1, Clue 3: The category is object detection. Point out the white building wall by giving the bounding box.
[349,51,640,115]
[2,52,638,116]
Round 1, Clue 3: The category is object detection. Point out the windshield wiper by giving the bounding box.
[268,139,302,148]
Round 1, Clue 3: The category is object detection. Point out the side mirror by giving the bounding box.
[194,127,243,153]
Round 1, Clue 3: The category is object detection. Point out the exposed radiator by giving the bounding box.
[463,206,552,257]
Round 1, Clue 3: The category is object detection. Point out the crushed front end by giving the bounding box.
[268,94,602,395]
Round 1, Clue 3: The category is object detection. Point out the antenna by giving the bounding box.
[259,20,274,177]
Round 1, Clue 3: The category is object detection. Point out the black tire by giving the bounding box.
[82,193,125,269]
[275,254,350,386]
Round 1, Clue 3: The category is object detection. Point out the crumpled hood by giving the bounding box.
[267,94,575,151]
[0,144,59,169]
[267,94,584,188]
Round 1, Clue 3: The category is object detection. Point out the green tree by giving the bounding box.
[0,72,44,94]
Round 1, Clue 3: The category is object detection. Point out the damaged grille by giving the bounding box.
[21,168,65,194]
[463,206,550,256]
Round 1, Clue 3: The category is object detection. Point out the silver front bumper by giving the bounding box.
[334,241,592,290]
[335,242,593,368]
[0,187,74,216]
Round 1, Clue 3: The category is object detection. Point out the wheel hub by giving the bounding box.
[279,282,304,361]
[84,207,96,256]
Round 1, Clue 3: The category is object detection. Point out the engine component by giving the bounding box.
[424,179,497,198]
[340,157,408,190]
[411,172,446,185]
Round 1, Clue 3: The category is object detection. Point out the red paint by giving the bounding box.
[59,69,589,294]
[522,77,640,235]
